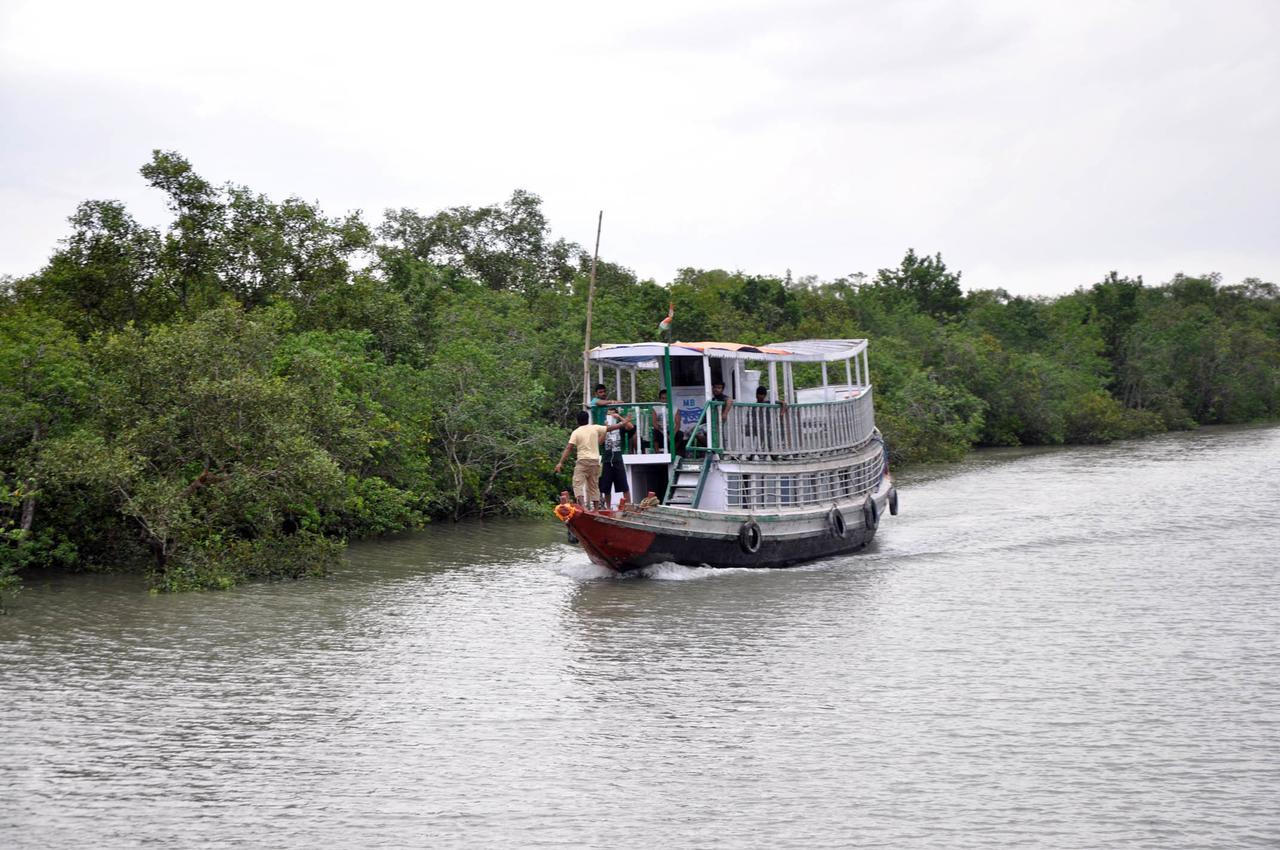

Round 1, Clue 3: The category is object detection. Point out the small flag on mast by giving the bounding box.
[659,301,673,333]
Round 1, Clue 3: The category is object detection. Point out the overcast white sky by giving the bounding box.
[2,0,1277,296]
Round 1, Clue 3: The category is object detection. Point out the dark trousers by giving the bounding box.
[649,428,665,454]
[599,451,629,503]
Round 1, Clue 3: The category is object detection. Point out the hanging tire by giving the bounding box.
[889,488,899,516]
[828,507,847,538]
[738,520,763,554]
[862,496,879,530]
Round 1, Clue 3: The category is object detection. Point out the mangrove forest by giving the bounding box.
[2,151,1278,597]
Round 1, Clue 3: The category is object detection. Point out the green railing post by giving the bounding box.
[662,343,675,456]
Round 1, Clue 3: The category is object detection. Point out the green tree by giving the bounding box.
[140,150,226,314]
[219,184,372,315]
[379,190,579,296]
[20,201,166,335]
[877,371,984,463]
[873,249,965,319]
[0,307,92,587]
[44,305,345,589]
[273,328,430,535]
[421,289,561,518]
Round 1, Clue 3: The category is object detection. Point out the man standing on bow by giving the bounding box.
[555,410,631,509]
[599,409,633,508]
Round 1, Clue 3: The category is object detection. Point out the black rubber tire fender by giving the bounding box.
[888,488,899,516]
[862,496,879,529]
[828,506,847,539]
[738,519,763,554]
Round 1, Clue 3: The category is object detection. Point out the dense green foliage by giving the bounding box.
[2,151,1277,598]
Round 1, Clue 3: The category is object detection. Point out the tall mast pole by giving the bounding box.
[582,210,603,407]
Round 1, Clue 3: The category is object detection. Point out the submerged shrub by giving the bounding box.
[1064,391,1166,444]
[878,372,985,463]
[152,532,345,592]
[330,474,427,538]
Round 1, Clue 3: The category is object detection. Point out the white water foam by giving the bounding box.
[551,556,726,581]
[639,561,759,581]
[549,551,616,580]
[552,550,809,582]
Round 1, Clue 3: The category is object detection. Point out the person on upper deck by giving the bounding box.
[750,384,788,455]
[710,382,734,434]
[754,385,787,406]
[711,381,733,414]
[590,383,626,426]
[690,381,733,451]
[650,388,674,453]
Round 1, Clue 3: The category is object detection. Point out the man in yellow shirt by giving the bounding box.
[555,410,631,509]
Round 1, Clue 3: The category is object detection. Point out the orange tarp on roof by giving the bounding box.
[677,341,793,355]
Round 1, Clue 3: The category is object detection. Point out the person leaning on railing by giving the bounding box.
[589,383,626,425]
[711,381,733,414]
[745,385,787,457]
[691,381,734,452]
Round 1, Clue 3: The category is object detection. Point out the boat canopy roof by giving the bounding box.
[588,338,867,369]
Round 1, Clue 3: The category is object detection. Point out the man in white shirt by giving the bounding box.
[599,411,633,507]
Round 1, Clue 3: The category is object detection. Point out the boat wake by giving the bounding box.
[551,557,616,580]
[639,561,762,581]
[551,554,741,581]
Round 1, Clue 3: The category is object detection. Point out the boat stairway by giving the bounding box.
[666,457,707,506]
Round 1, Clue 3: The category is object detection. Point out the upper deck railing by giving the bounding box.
[590,388,876,460]
[593,402,673,456]
[699,388,876,460]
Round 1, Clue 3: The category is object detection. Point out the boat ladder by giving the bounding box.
[665,454,710,507]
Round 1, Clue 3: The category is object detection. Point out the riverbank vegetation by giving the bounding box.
[3,151,1278,597]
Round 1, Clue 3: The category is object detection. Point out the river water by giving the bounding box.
[2,426,1279,848]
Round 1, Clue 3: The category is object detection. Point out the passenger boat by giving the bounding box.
[560,338,898,572]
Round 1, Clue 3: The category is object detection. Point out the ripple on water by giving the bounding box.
[3,426,1280,849]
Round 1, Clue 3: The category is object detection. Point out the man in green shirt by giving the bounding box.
[590,383,625,425]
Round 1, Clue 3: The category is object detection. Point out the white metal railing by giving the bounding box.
[591,402,673,455]
[724,451,885,510]
[716,388,876,459]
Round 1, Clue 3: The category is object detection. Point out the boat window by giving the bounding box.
[725,457,881,510]
[819,470,834,501]
[803,473,818,504]
[669,356,726,389]
[670,356,701,388]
